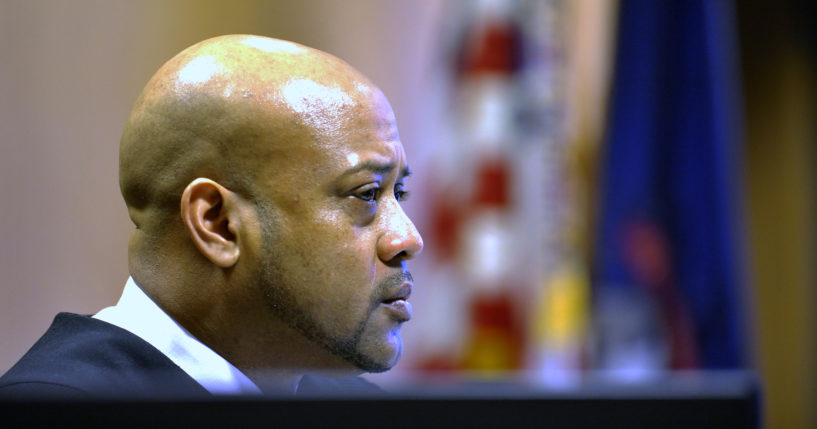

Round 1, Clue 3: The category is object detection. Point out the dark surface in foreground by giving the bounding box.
[2,372,760,429]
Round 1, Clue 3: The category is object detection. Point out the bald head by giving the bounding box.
[119,35,390,233]
[115,35,422,381]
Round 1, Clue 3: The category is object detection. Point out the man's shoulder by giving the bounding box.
[0,312,206,398]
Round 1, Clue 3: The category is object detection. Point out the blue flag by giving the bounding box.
[595,0,746,369]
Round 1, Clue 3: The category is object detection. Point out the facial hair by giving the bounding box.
[253,201,402,373]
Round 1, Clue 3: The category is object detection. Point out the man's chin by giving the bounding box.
[347,337,402,373]
[360,361,394,374]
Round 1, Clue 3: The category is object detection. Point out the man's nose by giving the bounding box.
[377,201,424,263]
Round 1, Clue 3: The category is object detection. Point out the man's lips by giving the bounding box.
[382,283,412,303]
[381,282,413,322]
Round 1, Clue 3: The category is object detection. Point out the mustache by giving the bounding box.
[373,271,413,301]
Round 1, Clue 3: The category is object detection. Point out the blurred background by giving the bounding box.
[0,0,813,427]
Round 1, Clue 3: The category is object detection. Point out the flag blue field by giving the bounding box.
[595,0,746,370]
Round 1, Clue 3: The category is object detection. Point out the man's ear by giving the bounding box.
[180,178,242,268]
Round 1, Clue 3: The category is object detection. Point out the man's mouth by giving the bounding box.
[381,283,412,322]
[383,283,411,302]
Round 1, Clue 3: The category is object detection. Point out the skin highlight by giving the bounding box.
[119,35,423,392]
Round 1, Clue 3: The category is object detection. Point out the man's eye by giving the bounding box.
[395,188,411,202]
[356,186,379,202]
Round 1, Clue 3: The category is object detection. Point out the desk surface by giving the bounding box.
[2,371,760,429]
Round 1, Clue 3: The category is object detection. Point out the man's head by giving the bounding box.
[119,35,423,378]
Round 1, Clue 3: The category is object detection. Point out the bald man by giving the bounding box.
[0,35,423,397]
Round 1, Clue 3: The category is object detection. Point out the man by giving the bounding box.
[0,34,423,396]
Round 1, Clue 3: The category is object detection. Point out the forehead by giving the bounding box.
[248,77,407,196]
[280,77,397,135]
[279,78,403,165]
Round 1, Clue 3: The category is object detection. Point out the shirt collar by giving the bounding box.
[94,277,262,395]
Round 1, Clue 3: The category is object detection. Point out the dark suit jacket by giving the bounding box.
[0,313,208,397]
[0,313,379,398]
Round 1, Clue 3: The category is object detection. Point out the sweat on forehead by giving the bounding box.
[118,35,385,222]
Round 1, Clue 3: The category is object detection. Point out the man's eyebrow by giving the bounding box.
[342,160,412,178]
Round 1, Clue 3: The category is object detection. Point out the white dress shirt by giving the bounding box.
[94,277,262,395]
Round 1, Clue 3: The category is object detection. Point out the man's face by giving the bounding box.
[251,81,423,372]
